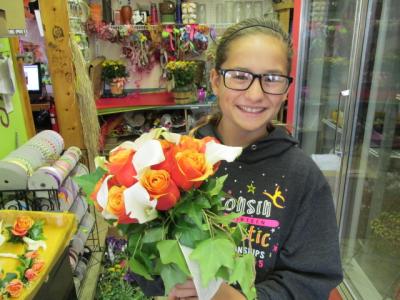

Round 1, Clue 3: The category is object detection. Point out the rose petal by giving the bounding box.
[110,141,136,152]
[123,183,158,223]
[133,140,165,177]
[96,175,118,219]
[205,141,242,166]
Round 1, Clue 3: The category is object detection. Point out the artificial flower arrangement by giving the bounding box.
[74,128,256,299]
[165,60,197,91]
[101,59,129,95]
[0,217,46,299]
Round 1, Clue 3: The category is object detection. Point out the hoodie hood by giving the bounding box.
[195,123,298,164]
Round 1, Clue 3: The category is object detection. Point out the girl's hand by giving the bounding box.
[212,283,247,300]
[168,279,198,300]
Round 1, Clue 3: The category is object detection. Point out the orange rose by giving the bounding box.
[25,268,39,281]
[107,186,127,217]
[141,169,180,210]
[107,148,137,187]
[25,251,39,259]
[171,149,212,191]
[6,279,24,298]
[178,136,203,152]
[32,259,45,273]
[152,140,176,173]
[11,216,34,237]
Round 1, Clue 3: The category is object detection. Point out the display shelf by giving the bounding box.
[322,118,343,134]
[106,23,235,31]
[368,148,400,159]
[98,101,214,116]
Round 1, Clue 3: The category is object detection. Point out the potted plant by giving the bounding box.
[165,60,197,104]
[101,60,129,96]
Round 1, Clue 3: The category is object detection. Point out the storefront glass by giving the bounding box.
[295,0,399,299]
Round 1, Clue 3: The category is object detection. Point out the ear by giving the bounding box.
[210,68,221,96]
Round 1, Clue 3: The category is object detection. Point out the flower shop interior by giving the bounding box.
[0,0,399,299]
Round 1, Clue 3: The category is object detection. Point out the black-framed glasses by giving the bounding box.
[218,69,293,95]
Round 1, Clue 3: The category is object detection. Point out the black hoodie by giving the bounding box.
[196,124,343,300]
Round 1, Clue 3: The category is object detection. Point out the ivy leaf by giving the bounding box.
[213,212,242,226]
[142,227,164,244]
[160,263,188,294]
[127,232,143,256]
[174,197,210,229]
[176,225,210,249]
[190,238,235,286]
[129,256,152,280]
[156,240,190,276]
[206,175,228,197]
[215,266,230,282]
[229,254,256,300]
[73,167,106,203]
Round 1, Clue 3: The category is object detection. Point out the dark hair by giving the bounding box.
[215,17,293,73]
[190,17,292,135]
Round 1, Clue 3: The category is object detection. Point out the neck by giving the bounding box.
[216,121,268,147]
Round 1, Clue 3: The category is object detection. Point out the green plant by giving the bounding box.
[101,60,129,83]
[165,60,197,89]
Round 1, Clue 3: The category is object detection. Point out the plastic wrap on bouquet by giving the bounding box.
[179,244,223,300]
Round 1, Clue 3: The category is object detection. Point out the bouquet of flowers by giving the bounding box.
[75,128,256,299]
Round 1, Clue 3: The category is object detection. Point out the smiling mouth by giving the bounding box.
[237,105,266,113]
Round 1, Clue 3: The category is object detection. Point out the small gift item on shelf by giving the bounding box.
[165,60,198,104]
[120,5,133,25]
[159,0,175,24]
[181,1,197,25]
[149,3,159,24]
[101,60,129,96]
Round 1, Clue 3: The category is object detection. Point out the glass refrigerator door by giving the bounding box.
[294,0,358,205]
[295,0,400,299]
[339,1,400,299]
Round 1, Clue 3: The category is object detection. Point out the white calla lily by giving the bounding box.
[124,182,158,224]
[94,156,107,170]
[96,175,118,220]
[133,139,165,177]
[110,141,136,153]
[23,237,47,251]
[162,131,181,144]
[205,141,242,166]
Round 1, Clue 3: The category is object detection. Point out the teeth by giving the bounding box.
[238,106,265,113]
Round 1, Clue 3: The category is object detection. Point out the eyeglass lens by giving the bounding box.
[223,70,290,94]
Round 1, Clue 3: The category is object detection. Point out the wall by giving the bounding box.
[0,38,31,159]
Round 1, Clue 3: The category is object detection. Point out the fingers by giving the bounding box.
[168,279,198,299]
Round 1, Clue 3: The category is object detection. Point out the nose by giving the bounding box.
[245,77,265,101]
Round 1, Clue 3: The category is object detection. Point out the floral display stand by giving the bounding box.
[0,210,76,299]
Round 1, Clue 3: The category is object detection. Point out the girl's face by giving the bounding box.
[210,34,289,144]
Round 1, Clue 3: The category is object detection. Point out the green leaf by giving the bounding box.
[4,272,17,283]
[215,266,230,281]
[212,212,242,226]
[129,256,153,280]
[73,167,107,203]
[207,175,228,197]
[174,196,210,229]
[156,240,190,276]
[190,238,235,287]
[142,227,164,244]
[29,219,45,240]
[229,254,256,300]
[127,232,143,255]
[176,225,210,249]
[159,263,188,294]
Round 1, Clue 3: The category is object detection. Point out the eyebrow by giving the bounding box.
[225,67,286,75]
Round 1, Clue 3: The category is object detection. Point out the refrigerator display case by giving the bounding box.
[294,0,399,299]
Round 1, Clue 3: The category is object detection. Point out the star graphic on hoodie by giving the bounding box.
[247,183,256,194]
